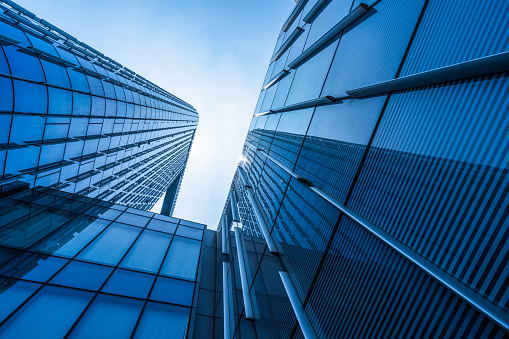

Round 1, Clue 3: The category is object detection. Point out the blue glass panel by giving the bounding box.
[26,35,58,56]
[2,46,45,82]
[41,60,70,87]
[102,81,116,99]
[9,115,44,144]
[146,219,177,233]
[68,294,143,339]
[102,269,154,299]
[115,212,150,227]
[72,92,91,116]
[91,96,106,116]
[160,237,201,280]
[48,87,72,115]
[0,285,93,339]
[13,80,47,114]
[133,302,189,339]
[322,0,425,97]
[0,77,13,111]
[68,70,89,93]
[77,222,141,265]
[149,277,194,306]
[120,229,172,273]
[0,19,30,46]
[4,147,40,176]
[0,278,40,322]
[1,253,67,282]
[51,261,113,290]
[175,225,203,240]
[87,76,105,96]
[0,116,11,144]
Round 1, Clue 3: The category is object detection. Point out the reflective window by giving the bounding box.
[102,269,154,299]
[0,278,40,322]
[175,225,203,240]
[0,77,13,111]
[146,219,177,234]
[160,237,201,280]
[0,253,67,282]
[14,81,47,114]
[115,212,150,228]
[48,87,72,115]
[51,261,113,290]
[133,302,189,339]
[0,285,93,339]
[53,218,110,257]
[150,276,194,306]
[120,229,172,273]
[68,294,143,339]
[78,223,141,266]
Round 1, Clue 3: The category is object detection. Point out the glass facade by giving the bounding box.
[0,0,198,211]
[217,0,509,338]
[0,186,208,338]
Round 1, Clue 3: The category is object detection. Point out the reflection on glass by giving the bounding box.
[175,225,203,240]
[101,269,154,299]
[68,294,144,339]
[149,277,194,306]
[0,285,93,339]
[54,218,111,257]
[51,261,112,290]
[160,237,201,280]
[120,230,172,273]
[0,253,67,283]
[78,223,141,266]
[0,278,40,322]
[133,302,189,339]
[146,219,177,234]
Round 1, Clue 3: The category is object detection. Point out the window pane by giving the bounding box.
[0,252,67,282]
[102,269,154,299]
[133,302,189,339]
[115,212,150,228]
[78,223,141,266]
[0,77,14,111]
[0,278,41,322]
[149,277,194,306]
[48,87,72,115]
[68,294,143,339]
[14,81,47,114]
[160,237,201,280]
[175,225,203,240]
[53,218,110,257]
[146,219,177,234]
[51,261,112,290]
[120,230,171,273]
[0,285,93,339]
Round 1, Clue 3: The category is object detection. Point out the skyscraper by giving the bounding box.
[217,0,509,338]
[0,0,198,212]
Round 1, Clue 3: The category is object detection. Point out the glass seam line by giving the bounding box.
[281,0,309,32]
[279,271,318,339]
[237,166,279,254]
[0,72,198,119]
[252,145,509,333]
[288,3,369,69]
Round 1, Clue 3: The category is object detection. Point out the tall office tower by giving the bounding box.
[0,0,198,212]
[216,0,509,338]
[0,186,212,338]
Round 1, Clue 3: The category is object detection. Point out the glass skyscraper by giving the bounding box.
[217,0,509,338]
[0,0,198,212]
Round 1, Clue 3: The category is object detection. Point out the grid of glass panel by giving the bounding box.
[218,0,509,337]
[0,187,206,338]
[0,2,198,211]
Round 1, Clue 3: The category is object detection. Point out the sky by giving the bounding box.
[15,0,294,229]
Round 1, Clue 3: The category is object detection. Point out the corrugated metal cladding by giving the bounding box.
[216,0,509,337]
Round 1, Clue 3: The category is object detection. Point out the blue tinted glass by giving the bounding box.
[102,269,154,299]
[91,96,106,116]
[3,46,45,82]
[14,81,47,114]
[149,277,194,306]
[115,212,150,227]
[41,60,71,87]
[72,92,91,116]
[68,70,89,92]
[87,76,105,96]
[9,115,44,144]
[146,219,177,233]
[120,229,172,273]
[160,237,201,280]
[1,254,68,282]
[54,218,110,257]
[0,279,40,322]
[48,87,72,115]
[51,261,112,290]
[0,77,13,111]
[133,302,189,339]
[175,225,203,240]
[68,294,143,339]
[0,285,93,339]
[78,223,141,265]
